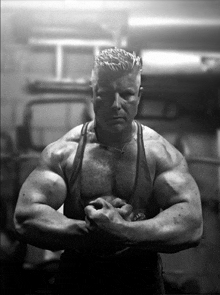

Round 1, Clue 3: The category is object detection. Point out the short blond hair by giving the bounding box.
[91,47,142,85]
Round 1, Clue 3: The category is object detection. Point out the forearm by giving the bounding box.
[121,204,203,253]
[14,204,89,251]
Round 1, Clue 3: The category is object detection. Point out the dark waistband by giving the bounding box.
[61,247,159,266]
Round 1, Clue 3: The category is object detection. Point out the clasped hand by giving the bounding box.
[84,197,133,239]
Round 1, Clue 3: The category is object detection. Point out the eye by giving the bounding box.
[96,91,106,98]
[97,90,113,100]
[120,91,134,100]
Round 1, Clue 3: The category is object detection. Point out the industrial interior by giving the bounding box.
[1,1,220,294]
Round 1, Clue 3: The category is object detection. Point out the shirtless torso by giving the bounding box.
[57,121,159,218]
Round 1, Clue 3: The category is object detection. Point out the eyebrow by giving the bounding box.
[121,88,135,92]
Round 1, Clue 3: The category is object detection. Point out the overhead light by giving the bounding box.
[129,17,220,27]
[141,50,220,75]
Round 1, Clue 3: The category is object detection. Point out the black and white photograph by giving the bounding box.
[1,1,220,294]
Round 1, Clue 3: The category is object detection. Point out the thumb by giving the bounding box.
[117,204,133,219]
[84,204,98,219]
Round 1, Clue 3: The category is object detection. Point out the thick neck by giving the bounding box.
[93,120,136,148]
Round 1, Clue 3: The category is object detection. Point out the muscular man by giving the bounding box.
[14,48,203,295]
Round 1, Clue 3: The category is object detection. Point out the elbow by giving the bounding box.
[188,216,203,247]
[171,217,203,253]
[13,209,27,238]
[166,226,203,253]
[189,233,202,248]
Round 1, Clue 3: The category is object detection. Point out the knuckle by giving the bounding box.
[113,198,126,207]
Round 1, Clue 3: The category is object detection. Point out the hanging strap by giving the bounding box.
[68,122,89,185]
[138,120,154,185]
[127,121,141,204]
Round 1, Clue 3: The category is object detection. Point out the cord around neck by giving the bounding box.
[93,120,137,152]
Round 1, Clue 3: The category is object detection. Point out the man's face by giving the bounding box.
[92,70,142,133]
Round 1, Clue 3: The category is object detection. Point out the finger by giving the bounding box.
[112,198,126,208]
[84,205,99,218]
[85,216,96,230]
[117,204,133,217]
[89,197,112,209]
[88,198,104,209]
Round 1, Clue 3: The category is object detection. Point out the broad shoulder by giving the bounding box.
[141,124,187,174]
[39,124,84,172]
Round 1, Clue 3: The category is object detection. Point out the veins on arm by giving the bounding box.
[151,139,203,247]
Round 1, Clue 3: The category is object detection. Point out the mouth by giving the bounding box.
[108,117,125,123]
[112,115,125,120]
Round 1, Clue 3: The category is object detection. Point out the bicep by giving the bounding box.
[150,137,201,210]
[154,167,201,211]
[18,167,67,211]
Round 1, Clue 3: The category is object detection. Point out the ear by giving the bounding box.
[138,86,144,98]
[89,82,96,103]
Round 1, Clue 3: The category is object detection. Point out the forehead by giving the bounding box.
[96,71,141,91]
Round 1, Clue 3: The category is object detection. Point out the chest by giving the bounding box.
[80,143,137,204]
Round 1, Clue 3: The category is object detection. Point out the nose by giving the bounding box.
[112,93,122,110]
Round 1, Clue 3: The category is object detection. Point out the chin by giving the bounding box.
[106,122,126,133]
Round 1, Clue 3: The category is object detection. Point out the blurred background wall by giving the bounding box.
[1,1,220,294]
[1,0,220,139]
